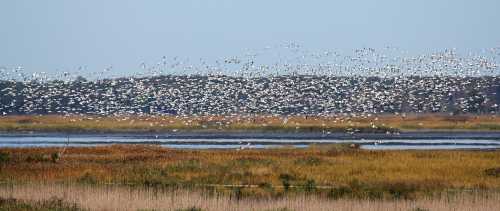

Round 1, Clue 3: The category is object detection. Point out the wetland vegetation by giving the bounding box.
[1,144,500,210]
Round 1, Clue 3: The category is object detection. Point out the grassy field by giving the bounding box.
[1,145,499,200]
[0,114,500,133]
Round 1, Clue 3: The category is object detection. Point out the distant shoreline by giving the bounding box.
[1,114,500,136]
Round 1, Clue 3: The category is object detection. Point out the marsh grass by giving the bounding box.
[1,114,499,133]
[0,183,499,211]
[1,145,500,200]
[0,152,9,164]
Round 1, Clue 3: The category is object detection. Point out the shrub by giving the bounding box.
[304,179,316,192]
[484,167,500,177]
[51,152,61,163]
[0,152,10,164]
[279,174,294,192]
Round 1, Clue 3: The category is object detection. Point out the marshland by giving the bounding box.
[1,144,500,210]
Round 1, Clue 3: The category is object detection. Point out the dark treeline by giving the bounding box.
[1,75,499,116]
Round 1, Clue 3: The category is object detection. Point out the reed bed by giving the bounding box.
[1,183,499,211]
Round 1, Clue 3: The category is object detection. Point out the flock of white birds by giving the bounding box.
[1,45,499,117]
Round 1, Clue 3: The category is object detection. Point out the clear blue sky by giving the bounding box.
[1,0,499,75]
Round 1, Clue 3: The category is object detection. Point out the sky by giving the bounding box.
[1,0,500,76]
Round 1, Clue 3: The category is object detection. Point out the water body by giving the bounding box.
[0,133,499,150]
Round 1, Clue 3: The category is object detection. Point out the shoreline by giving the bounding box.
[2,130,500,140]
[1,114,500,134]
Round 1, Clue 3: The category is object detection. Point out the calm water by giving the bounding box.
[0,134,499,150]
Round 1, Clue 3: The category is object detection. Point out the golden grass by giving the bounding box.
[1,183,499,211]
[1,145,499,200]
[1,114,500,133]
